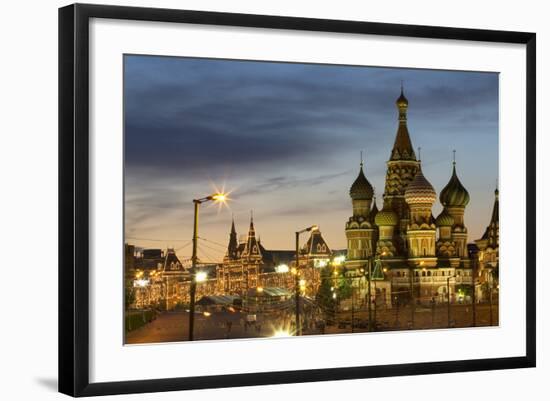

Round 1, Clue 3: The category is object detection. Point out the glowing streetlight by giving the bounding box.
[275,264,289,273]
[211,193,227,202]
[188,190,230,342]
[333,255,346,266]
[271,329,292,338]
[195,271,208,282]
[295,224,318,336]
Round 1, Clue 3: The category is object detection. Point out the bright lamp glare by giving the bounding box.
[195,271,208,282]
[275,264,289,273]
[272,329,292,338]
[212,193,226,202]
[333,255,346,266]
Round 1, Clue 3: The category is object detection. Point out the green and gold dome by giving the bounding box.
[375,199,399,226]
[440,162,470,207]
[375,209,399,227]
[435,209,454,226]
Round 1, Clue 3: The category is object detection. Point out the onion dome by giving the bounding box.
[435,209,454,226]
[349,163,374,200]
[440,162,470,207]
[396,87,408,108]
[404,166,436,205]
[375,206,399,227]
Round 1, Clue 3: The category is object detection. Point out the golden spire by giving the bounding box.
[391,85,415,161]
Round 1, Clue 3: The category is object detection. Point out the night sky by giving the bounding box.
[124,55,498,262]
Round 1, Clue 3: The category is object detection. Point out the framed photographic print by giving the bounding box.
[58,3,536,397]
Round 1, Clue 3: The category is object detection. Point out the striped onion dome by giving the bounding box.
[440,163,470,207]
[350,164,374,201]
[404,167,436,205]
[435,209,454,227]
[375,207,399,226]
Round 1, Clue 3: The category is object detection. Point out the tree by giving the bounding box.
[336,275,353,300]
[125,286,135,310]
[316,267,336,321]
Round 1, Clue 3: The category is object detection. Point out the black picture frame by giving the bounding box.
[58,3,536,397]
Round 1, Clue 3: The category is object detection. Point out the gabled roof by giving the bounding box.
[303,229,331,256]
[241,215,262,259]
[163,248,184,272]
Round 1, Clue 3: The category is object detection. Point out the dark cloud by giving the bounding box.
[123,55,499,249]
[124,56,498,181]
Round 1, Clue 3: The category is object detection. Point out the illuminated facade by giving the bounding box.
[345,88,477,305]
[218,216,332,296]
[474,187,499,301]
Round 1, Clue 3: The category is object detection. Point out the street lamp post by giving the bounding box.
[351,275,355,334]
[373,276,378,328]
[446,274,456,328]
[188,193,227,341]
[367,260,373,332]
[471,247,479,327]
[409,266,415,329]
[489,270,494,326]
[295,225,318,336]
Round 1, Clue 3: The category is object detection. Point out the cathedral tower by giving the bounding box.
[374,196,399,258]
[404,163,437,267]
[345,159,376,271]
[440,156,470,260]
[382,87,421,254]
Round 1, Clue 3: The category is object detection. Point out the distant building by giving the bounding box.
[217,216,332,296]
[474,187,499,301]
[130,247,187,309]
